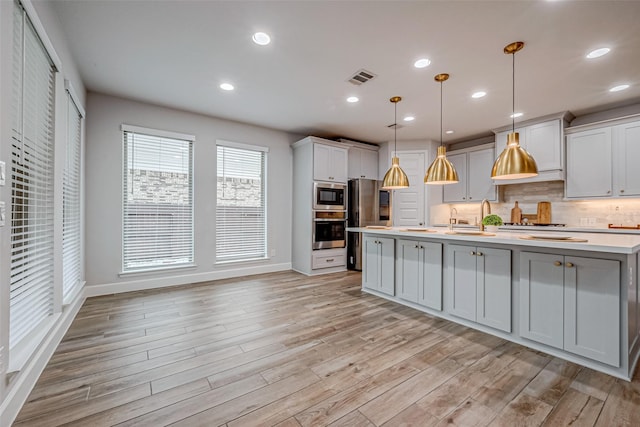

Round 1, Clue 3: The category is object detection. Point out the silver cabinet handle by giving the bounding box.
[566,262,574,268]
[607,190,611,194]
[415,245,419,248]
[554,261,562,266]
[477,252,483,256]
[419,245,424,249]
[326,258,334,262]
[470,251,476,255]
[621,189,625,193]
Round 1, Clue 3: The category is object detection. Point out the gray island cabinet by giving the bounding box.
[351,227,640,380]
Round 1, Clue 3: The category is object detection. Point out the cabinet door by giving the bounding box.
[419,242,443,311]
[566,128,612,198]
[520,252,564,349]
[397,239,420,303]
[447,244,477,321]
[442,153,468,203]
[361,149,378,179]
[564,257,620,367]
[614,122,640,197]
[495,128,525,152]
[362,236,379,291]
[330,147,348,183]
[467,147,497,202]
[347,148,362,179]
[476,247,511,332]
[313,144,332,181]
[525,120,561,172]
[378,237,395,296]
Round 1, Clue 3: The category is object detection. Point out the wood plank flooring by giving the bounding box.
[13,270,640,426]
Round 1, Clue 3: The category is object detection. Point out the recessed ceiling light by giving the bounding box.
[471,91,487,99]
[414,58,431,68]
[220,83,234,91]
[346,96,359,103]
[586,47,610,59]
[609,84,630,92]
[510,112,524,118]
[403,116,415,122]
[252,32,271,46]
[445,130,454,135]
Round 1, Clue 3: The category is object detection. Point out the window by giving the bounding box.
[122,125,194,272]
[9,0,57,361]
[62,83,84,302]
[216,142,267,262]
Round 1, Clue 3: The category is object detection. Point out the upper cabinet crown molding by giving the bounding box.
[565,113,640,134]
[491,111,574,134]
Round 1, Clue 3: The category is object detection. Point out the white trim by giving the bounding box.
[20,0,62,71]
[8,315,59,373]
[216,139,270,153]
[85,263,292,297]
[121,124,195,142]
[64,79,85,118]
[0,291,85,427]
[119,263,198,278]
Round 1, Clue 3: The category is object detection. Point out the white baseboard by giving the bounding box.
[0,290,85,427]
[85,262,293,297]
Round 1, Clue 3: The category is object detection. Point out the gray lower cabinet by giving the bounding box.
[363,235,395,296]
[520,252,620,367]
[396,239,443,310]
[447,245,512,332]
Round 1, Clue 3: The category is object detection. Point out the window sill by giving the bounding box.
[119,263,198,278]
[215,256,269,266]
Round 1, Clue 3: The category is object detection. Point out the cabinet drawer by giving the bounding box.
[312,251,346,269]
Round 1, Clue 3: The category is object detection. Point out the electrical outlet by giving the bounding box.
[580,218,588,226]
[270,248,276,257]
[0,201,5,226]
[588,217,597,225]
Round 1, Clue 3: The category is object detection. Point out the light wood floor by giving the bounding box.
[13,270,640,426]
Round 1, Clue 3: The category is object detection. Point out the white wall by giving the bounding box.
[84,93,297,294]
[0,0,86,422]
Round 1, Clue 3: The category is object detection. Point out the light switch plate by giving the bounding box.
[0,160,5,186]
[0,201,5,227]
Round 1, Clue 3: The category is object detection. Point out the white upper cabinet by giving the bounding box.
[614,121,640,197]
[314,143,348,183]
[566,118,640,199]
[348,146,378,180]
[493,113,572,184]
[443,144,497,203]
[566,127,612,198]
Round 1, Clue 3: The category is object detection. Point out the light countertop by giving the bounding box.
[349,227,640,254]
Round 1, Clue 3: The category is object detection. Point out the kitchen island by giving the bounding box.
[350,226,640,380]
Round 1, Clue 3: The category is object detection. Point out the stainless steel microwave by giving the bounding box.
[313,182,346,211]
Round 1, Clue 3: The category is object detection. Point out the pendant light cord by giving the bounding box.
[394,101,398,153]
[512,51,515,133]
[440,80,443,147]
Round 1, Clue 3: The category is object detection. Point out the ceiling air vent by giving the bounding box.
[348,69,376,85]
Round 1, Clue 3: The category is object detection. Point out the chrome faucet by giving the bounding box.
[480,199,491,231]
[449,207,458,231]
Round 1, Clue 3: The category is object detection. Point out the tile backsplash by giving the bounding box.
[431,181,640,228]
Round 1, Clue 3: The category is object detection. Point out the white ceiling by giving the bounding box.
[51,0,640,144]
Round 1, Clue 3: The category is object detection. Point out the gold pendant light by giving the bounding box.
[425,73,459,185]
[382,96,410,189]
[491,41,538,180]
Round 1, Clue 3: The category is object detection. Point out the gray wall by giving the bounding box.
[84,93,296,291]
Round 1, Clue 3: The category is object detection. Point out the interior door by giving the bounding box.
[392,151,425,227]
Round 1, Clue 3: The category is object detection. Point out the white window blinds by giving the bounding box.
[10,1,57,351]
[122,127,194,272]
[216,142,267,262]
[62,89,83,302]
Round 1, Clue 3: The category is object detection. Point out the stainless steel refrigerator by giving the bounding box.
[347,179,392,270]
